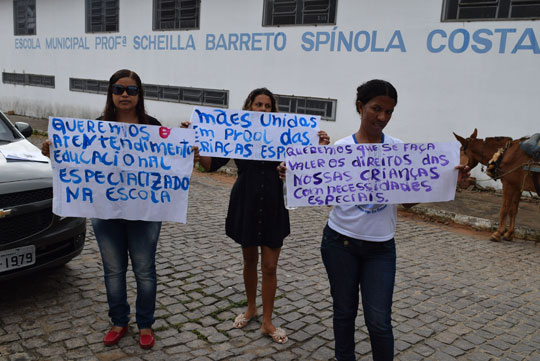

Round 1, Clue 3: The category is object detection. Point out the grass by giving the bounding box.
[192,329,208,341]
[154,325,169,332]
[209,298,248,321]
[32,129,48,137]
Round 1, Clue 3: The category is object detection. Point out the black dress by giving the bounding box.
[210,158,290,248]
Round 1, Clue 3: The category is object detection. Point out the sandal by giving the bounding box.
[233,312,258,329]
[262,327,288,344]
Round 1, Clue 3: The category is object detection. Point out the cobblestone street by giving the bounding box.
[1,172,539,361]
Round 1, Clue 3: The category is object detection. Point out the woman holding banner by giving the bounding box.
[318,79,403,361]
[278,79,470,360]
[198,87,330,344]
[42,69,161,349]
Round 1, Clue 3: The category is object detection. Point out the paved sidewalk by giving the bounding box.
[1,171,539,361]
[2,113,539,360]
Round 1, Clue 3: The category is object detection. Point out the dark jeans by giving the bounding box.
[92,218,161,329]
[321,224,396,361]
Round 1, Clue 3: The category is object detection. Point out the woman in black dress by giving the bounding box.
[199,88,329,343]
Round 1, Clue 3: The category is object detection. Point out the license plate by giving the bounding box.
[0,245,36,273]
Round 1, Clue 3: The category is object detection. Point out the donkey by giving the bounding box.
[454,129,539,242]
[453,129,512,171]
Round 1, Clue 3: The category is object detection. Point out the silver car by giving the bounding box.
[0,111,85,281]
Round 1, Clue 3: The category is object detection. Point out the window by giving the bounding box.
[70,78,109,94]
[263,0,337,26]
[144,84,229,107]
[153,0,200,30]
[69,78,229,107]
[27,74,54,87]
[3,72,54,88]
[276,94,336,121]
[13,0,36,35]
[85,0,119,33]
[2,72,25,85]
[443,0,540,20]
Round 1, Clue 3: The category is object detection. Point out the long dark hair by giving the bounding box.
[102,69,149,124]
[356,79,398,114]
[242,87,279,112]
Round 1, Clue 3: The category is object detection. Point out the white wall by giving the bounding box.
[1,0,539,168]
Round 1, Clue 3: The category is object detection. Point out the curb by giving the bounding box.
[402,205,540,242]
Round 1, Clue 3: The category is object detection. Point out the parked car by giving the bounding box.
[0,111,85,281]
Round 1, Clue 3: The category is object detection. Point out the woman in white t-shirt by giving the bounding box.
[279,79,470,361]
[321,79,402,361]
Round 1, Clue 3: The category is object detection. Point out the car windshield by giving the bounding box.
[0,114,21,142]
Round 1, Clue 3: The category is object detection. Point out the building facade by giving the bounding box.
[1,0,539,152]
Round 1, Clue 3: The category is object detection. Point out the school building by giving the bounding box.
[1,0,539,153]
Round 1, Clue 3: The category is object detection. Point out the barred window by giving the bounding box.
[70,78,109,93]
[263,0,337,26]
[28,74,54,87]
[86,0,119,33]
[276,94,336,121]
[3,72,54,88]
[144,84,228,107]
[153,0,200,30]
[443,0,540,20]
[69,78,229,107]
[13,0,36,35]
[2,72,25,84]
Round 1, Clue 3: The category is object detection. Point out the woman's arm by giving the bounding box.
[199,156,212,171]
[277,162,286,180]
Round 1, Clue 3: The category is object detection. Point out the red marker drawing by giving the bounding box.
[159,127,171,139]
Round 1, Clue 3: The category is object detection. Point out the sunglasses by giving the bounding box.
[112,84,139,96]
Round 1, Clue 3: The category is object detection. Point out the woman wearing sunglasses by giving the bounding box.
[94,69,161,350]
[42,69,161,349]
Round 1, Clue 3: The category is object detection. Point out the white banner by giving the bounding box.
[189,106,320,161]
[285,142,460,207]
[48,117,195,223]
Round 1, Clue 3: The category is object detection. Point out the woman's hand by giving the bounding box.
[455,164,472,189]
[180,121,190,128]
[318,130,330,145]
[277,162,286,180]
[41,140,52,158]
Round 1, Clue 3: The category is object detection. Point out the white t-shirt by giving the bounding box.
[328,133,403,242]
